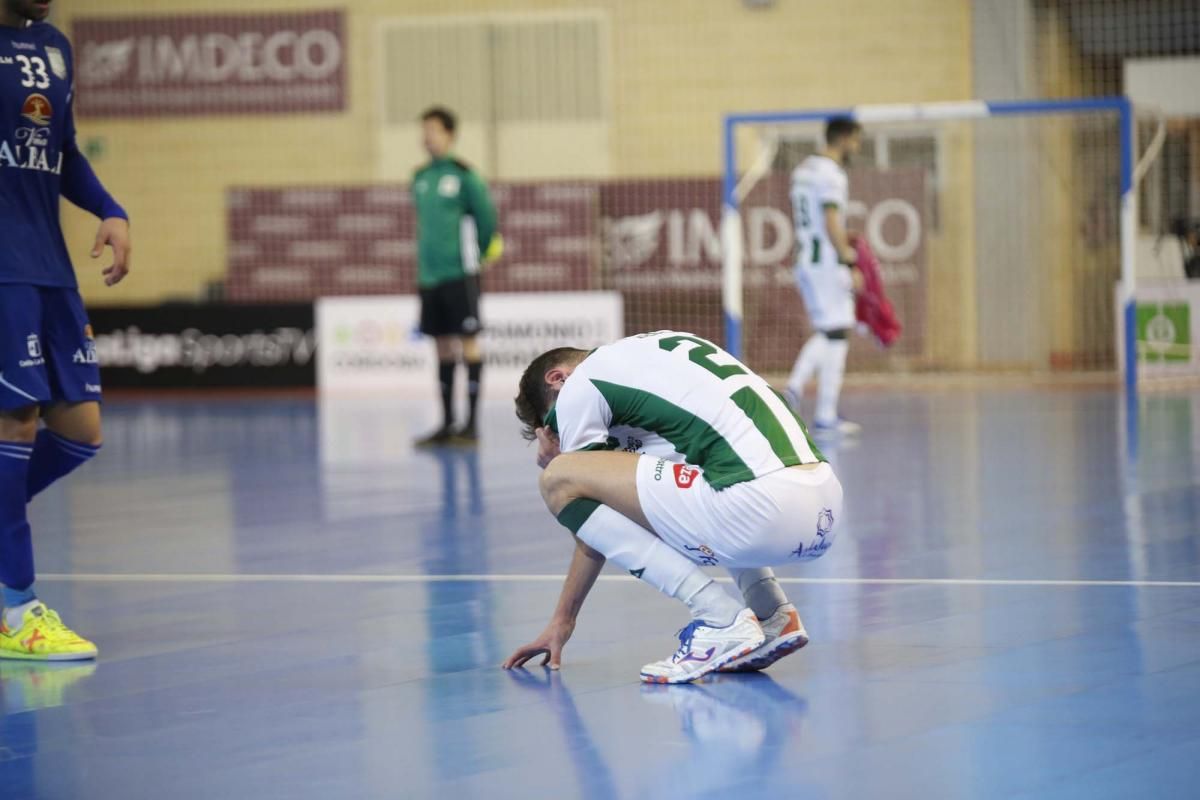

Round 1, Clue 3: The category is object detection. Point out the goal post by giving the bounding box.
[720,96,1136,390]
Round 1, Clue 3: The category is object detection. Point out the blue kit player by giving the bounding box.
[1,0,131,660]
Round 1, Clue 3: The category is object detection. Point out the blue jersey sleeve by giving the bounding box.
[59,92,127,221]
[56,36,125,222]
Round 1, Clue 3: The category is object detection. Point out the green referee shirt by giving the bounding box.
[412,156,498,289]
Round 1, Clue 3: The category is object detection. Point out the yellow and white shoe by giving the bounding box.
[0,602,98,661]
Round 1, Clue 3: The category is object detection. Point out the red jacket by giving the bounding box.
[853,236,902,347]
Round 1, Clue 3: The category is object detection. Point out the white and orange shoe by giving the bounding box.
[719,604,808,673]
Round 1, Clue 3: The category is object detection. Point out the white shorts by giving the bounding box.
[635,456,844,569]
[795,261,855,332]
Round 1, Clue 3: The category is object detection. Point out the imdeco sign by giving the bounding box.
[73,10,346,116]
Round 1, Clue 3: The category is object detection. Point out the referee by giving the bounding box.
[412,107,500,447]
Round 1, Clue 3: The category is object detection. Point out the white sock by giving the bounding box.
[787,332,827,397]
[4,599,38,630]
[568,502,743,625]
[728,567,790,620]
[815,337,849,425]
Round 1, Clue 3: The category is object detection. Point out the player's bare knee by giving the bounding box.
[0,406,40,443]
[539,458,577,515]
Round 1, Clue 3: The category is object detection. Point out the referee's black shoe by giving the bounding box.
[414,425,457,448]
[450,425,478,446]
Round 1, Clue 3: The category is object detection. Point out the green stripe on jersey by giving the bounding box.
[770,388,826,463]
[590,379,752,490]
[730,386,799,464]
[579,438,620,452]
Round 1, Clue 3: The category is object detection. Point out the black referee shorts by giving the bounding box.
[419,276,482,337]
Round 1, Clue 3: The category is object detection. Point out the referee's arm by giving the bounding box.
[463,172,500,259]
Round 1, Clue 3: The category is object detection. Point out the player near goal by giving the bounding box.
[785,117,864,435]
[503,331,843,683]
[412,106,501,447]
[1,0,131,659]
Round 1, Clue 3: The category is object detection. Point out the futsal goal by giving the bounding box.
[719,98,1144,388]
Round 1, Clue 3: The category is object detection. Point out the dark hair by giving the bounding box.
[515,347,588,441]
[825,116,862,146]
[421,106,457,134]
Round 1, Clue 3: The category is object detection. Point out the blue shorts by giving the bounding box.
[0,285,102,411]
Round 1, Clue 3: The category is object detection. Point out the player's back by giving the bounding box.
[566,331,824,489]
[0,21,77,288]
[789,155,846,270]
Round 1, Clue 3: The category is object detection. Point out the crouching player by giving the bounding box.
[502,331,843,683]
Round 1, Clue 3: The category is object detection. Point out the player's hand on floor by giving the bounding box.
[535,426,561,469]
[502,618,574,670]
[93,217,131,286]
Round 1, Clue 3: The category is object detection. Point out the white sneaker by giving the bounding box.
[812,418,861,436]
[720,604,809,673]
[640,608,764,685]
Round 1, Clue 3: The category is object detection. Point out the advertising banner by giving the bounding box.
[317,292,622,394]
[89,304,315,387]
[1117,280,1200,381]
[73,10,346,116]
[600,170,929,370]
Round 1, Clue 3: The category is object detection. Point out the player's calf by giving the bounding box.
[27,430,101,501]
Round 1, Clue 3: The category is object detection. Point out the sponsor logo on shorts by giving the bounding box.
[685,544,719,566]
[793,508,835,560]
[19,334,45,368]
[84,383,102,394]
[653,458,666,481]
[673,463,700,489]
[73,342,100,364]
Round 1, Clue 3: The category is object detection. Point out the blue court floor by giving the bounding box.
[2,384,1199,799]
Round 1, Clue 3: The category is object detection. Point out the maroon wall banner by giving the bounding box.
[226,182,597,301]
[73,10,346,117]
[224,171,926,371]
[599,171,928,370]
[599,177,727,349]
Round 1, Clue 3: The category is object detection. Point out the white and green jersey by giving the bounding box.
[790,154,848,270]
[545,331,825,490]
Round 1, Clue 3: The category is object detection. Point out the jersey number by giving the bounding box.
[659,335,748,380]
[658,334,819,464]
[17,56,51,89]
[797,197,821,265]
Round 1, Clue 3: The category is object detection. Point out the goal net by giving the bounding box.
[720,100,1137,381]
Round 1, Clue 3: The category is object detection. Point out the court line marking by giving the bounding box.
[36,573,1200,588]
